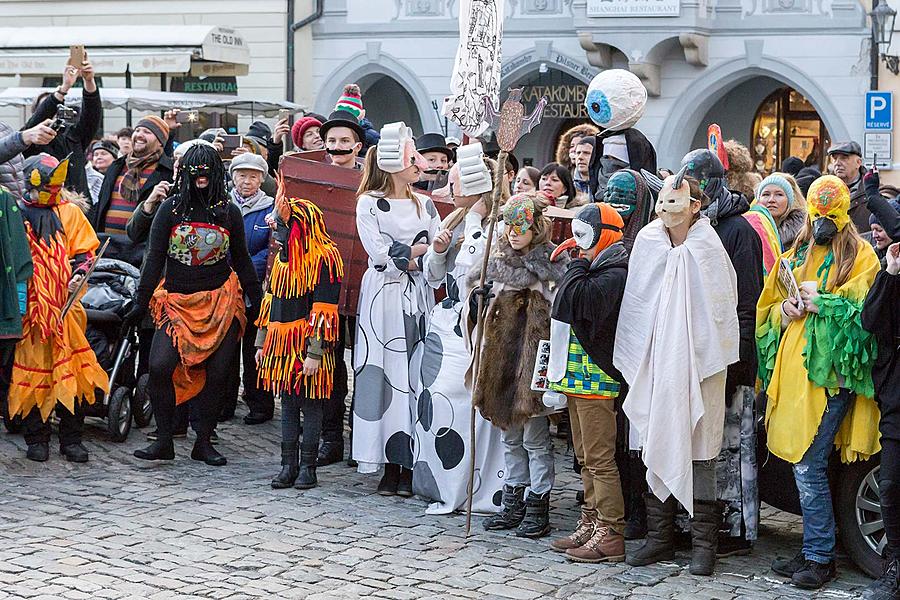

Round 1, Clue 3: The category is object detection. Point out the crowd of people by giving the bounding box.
[1,61,900,599]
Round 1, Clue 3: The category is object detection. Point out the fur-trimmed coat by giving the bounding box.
[777,203,807,249]
[465,238,567,430]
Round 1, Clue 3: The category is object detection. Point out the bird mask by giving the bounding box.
[551,202,624,262]
[23,153,69,207]
[806,175,851,245]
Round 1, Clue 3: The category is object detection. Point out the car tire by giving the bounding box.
[835,457,883,578]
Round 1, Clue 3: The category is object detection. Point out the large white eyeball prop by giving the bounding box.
[584,69,647,131]
[455,142,492,197]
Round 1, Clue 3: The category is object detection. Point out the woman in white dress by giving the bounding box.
[352,139,441,497]
[414,157,507,515]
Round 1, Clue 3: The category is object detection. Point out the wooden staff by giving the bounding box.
[465,148,508,536]
[60,238,110,320]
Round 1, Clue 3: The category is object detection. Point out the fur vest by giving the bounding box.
[467,239,567,429]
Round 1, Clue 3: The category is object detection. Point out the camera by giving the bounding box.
[50,105,77,131]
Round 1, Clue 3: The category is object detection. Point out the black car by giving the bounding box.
[757,397,882,577]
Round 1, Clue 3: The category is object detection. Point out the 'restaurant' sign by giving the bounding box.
[587,0,680,17]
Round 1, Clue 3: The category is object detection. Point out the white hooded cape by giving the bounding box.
[613,218,739,513]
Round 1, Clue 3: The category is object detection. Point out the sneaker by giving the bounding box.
[791,559,836,590]
[772,551,806,578]
[862,557,900,600]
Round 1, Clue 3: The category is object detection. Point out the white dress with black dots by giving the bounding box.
[414,211,506,515]
[352,192,440,473]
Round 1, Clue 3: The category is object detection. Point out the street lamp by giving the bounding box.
[872,1,899,78]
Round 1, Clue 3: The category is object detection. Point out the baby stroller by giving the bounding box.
[82,258,152,441]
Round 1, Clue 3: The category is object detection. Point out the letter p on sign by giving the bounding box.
[866,91,893,130]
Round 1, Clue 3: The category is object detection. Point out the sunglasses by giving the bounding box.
[187,165,211,176]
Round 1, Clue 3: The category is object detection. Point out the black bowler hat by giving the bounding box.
[415,132,453,161]
[319,109,365,143]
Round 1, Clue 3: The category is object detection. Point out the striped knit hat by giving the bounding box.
[334,84,364,119]
[135,115,170,145]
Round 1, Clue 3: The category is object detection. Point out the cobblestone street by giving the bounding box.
[0,397,871,600]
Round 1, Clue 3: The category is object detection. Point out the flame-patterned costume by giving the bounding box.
[9,155,109,420]
[256,187,343,399]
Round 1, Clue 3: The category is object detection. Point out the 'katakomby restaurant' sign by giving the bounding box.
[587,0,680,17]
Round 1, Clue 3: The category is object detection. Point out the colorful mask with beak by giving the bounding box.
[655,165,693,228]
[503,194,535,235]
[23,153,69,207]
[551,202,624,261]
[806,175,851,245]
[377,122,428,173]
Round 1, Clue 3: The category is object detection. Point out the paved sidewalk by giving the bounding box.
[0,400,871,600]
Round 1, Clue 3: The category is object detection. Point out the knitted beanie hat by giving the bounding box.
[291,116,323,149]
[135,115,170,145]
[756,174,795,208]
[334,84,364,119]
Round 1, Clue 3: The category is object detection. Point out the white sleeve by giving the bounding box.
[355,194,405,275]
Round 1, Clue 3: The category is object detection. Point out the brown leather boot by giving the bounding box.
[565,522,626,563]
[550,508,596,552]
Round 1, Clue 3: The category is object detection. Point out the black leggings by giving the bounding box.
[880,429,900,559]
[282,392,323,455]
[148,320,241,441]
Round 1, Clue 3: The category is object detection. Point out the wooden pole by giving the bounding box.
[465,148,508,536]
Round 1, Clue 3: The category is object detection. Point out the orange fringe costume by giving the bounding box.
[10,199,109,421]
[256,193,343,399]
[150,273,247,405]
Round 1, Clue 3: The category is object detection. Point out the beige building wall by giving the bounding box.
[0,0,316,134]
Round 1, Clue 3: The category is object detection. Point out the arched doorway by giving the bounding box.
[502,68,595,168]
[358,73,424,136]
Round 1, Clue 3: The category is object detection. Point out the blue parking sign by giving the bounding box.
[866,92,893,130]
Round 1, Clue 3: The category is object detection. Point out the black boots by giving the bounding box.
[134,439,175,461]
[25,442,49,462]
[191,434,226,466]
[397,467,413,497]
[624,493,648,540]
[295,450,318,490]
[271,442,299,489]
[515,491,551,538]
[627,494,676,566]
[378,463,401,495]
[483,484,527,530]
[689,500,722,576]
[60,442,89,463]
[317,439,344,466]
[862,556,900,599]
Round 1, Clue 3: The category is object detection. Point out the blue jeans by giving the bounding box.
[792,390,851,564]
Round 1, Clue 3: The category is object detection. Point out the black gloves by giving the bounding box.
[120,304,146,337]
[468,280,495,324]
[864,169,881,200]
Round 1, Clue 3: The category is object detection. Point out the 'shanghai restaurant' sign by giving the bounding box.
[587,0,680,17]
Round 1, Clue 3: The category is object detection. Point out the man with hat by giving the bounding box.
[413,132,453,191]
[89,115,174,259]
[319,108,366,170]
[827,141,871,231]
[85,139,119,206]
[221,152,275,425]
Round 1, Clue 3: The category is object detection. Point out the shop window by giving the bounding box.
[752,87,830,175]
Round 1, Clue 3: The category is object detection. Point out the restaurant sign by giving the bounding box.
[587,0,680,17]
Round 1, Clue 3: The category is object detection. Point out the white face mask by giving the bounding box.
[655,175,692,228]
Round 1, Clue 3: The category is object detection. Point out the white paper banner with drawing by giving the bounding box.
[442,0,506,137]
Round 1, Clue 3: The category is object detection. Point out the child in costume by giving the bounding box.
[10,154,109,463]
[759,175,880,590]
[260,182,343,490]
[547,202,628,563]
[615,170,740,576]
[861,241,900,600]
[351,122,440,496]
[468,192,567,539]
[125,144,262,467]
[415,145,506,515]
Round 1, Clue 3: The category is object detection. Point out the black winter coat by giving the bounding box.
[705,188,763,390]
[551,242,629,384]
[23,88,102,197]
[862,270,900,434]
[87,153,174,267]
